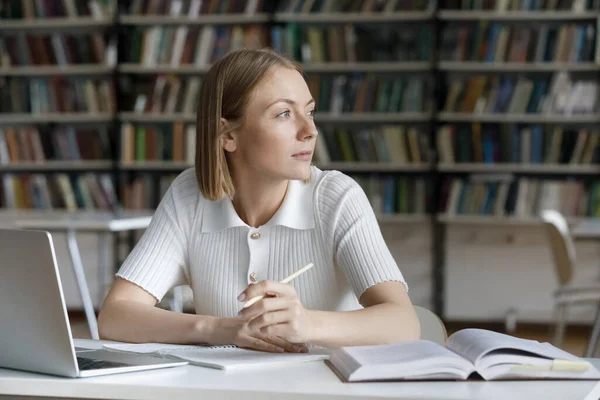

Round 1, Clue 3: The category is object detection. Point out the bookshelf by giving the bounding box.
[1,0,600,318]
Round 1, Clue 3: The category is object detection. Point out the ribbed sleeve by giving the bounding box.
[116,170,197,301]
[316,171,408,299]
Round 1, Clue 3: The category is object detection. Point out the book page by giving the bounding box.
[103,343,236,356]
[336,340,474,381]
[343,340,467,366]
[446,329,580,365]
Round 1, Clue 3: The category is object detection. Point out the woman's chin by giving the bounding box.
[285,164,312,181]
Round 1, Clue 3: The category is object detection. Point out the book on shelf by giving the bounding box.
[327,328,600,382]
[0,125,112,165]
[276,0,434,13]
[437,124,600,165]
[351,175,430,216]
[0,0,114,19]
[0,173,117,211]
[440,176,600,218]
[0,31,115,68]
[120,122,195,164]
[315,125,430,164]
[442,72,599,116]
[0,77,115,114]
[440,21,597,63]
[440,0,599,11]
[126,0,267,16]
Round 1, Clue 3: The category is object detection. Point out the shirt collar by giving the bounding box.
[201,174,315,233]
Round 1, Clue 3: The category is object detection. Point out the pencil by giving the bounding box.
[242,263,314,309]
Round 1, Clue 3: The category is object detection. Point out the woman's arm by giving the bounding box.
[238,280,419,348]
[307,281,420,348]
[98,278,213,344]
[98,278,307,353]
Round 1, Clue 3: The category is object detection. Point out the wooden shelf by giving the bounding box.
[274,11,433,23]
[119,162,431,173]
[316,112,432,123]
[118,113,194,123]
[301,62,432,72]
[119,161,192,171]
[437,213,592,227]
[118,64,210,74]
[438,62,600,73]
[119,62,432,75]
[438,164,600,174]
[0,161,113,172]
[437,10,600,21]
[118,112,432,124]
[315,162,430,172]
[437,112,600,124]
[0,18,113,32]
[377,214,430,223]
[118,14,270,25]
[0,113,114,125]
[436,214,543,226]
[0,65,114,77]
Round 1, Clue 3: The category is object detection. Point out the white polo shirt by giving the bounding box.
[116,166,408,318]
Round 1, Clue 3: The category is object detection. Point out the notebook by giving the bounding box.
[327,329,600,382]
[103,342,330,371]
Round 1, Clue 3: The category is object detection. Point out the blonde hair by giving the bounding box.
[195,48,303,201]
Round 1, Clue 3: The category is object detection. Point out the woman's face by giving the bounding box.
[223,66,318,182]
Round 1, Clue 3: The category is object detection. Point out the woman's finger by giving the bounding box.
[238,296,290,320]
[240,336,285,353]
[238,280,297,304]
[247,309,291,332]
[260,334,307,353]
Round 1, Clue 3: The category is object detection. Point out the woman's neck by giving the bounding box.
[230,170,288,228]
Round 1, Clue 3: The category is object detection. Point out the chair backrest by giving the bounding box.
[540,210,576,286]
[414,305,447,345]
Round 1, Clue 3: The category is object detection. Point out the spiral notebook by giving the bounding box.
[102,342,330,371]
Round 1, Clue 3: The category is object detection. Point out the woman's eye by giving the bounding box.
[308,109,316,118]
[278,110,291,118]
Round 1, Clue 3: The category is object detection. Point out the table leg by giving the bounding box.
[585,303,600,357]
[98,233,110,306]
[66,229,99,340]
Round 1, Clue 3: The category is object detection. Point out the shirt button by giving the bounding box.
[249,272,258,283]
[250,232,261,240]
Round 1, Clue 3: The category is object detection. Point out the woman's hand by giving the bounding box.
[236,280,316,344]
[212,317,308,354]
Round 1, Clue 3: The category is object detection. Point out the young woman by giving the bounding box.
[98,48,420,353]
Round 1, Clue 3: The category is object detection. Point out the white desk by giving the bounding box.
[0,339,599,400]
[572,220,600,240]
[14,211,153,341]
[571,220,600,357]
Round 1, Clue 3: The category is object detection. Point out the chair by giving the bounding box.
[414,305,447,345]
[540,210,600,355]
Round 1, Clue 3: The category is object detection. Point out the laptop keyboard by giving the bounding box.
[77,357,129,371]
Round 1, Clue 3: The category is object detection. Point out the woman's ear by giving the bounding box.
[220,118,237,153]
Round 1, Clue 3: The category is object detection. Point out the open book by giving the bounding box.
[103,342,330,371]
[327,329,600,382]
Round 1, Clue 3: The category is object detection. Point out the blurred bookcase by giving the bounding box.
[1,0,599,316]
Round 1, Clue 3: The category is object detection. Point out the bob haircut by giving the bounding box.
[195,48,307,201]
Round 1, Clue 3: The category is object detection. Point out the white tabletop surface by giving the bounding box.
[573,220,600,239]
[12,211,153,232]
[1,339,600,400]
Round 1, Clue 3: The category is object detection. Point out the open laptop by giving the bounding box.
[0,228,188,378]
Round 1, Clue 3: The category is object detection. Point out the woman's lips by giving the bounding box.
[292,151,313,161]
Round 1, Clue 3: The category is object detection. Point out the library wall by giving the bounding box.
[2,0,600,326]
